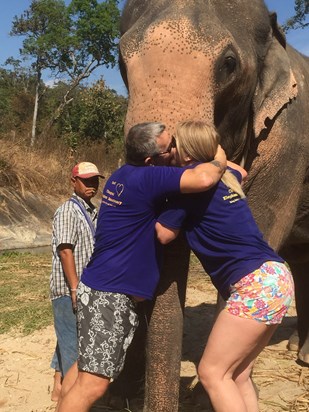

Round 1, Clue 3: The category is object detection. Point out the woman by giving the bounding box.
[156,120,294,412]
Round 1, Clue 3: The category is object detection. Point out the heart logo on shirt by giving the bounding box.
[116,183,124,197]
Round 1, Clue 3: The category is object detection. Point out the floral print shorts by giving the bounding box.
[76,281,139,379]
[225,261,294,324]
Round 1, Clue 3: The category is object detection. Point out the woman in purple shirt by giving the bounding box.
[156,120,294,412]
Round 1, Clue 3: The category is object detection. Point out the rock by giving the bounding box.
[0,188,62,251]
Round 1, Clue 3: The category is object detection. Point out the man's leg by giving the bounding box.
[51,370,62,402]
[50,344,62,401]
[58,285,139,411]
[57,371,110,412]
[52,296,78,376]
[58,361,79,399]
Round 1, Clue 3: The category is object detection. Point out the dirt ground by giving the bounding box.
[0,267,308,412]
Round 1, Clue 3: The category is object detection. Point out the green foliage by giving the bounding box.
[0,65,127,146]
[8,0,72,144]
[41,80,85,128]
[77,80,127,145]
[283,0,309,32]
[0,65,37,132]
[7,0,121,143]
[67,0,120,74]
[9,0,121,80]
[0,251,25,258]
[42,79,127,148]
[10,0,70,73]
[0,252,52,335]
[63,130,80,150]
[0,71,15,132]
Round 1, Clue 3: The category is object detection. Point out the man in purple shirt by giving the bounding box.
[56,121,226,412]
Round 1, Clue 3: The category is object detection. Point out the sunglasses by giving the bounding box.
[152,136,177,158]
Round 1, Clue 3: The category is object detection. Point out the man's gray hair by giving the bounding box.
[125,122,166,165]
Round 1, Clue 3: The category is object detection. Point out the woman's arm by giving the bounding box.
[155,222,180,244]
[180,145,227,193]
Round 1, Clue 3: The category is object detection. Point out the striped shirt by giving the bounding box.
[50,194,97,300]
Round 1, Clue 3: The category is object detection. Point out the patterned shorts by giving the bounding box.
[225,261,294,324]
[76,281,139,379]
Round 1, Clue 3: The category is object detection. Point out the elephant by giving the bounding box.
[119,0,309,410]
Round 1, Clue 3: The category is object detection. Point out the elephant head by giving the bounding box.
[119,0,297,162]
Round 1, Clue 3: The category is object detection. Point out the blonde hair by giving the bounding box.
[175,121,246,198]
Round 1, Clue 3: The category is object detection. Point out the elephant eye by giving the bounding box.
[215,49,238,86]
[223,56,237,74]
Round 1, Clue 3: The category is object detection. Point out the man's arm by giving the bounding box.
[156,147,226,241]
[180,145,227,193]
[155,222,180,244]
[58,244,78,310]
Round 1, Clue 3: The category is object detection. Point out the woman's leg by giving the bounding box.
[199,262,293,411]
[232,325,276,411]
[198,309,277,412]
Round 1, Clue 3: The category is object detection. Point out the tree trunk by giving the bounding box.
[30,70,41,147]
[40,60,95,139]
[40,93,74,138]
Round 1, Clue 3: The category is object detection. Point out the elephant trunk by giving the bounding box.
[144,234,190,412]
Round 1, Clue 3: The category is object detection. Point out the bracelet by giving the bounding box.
[70,288,77,292]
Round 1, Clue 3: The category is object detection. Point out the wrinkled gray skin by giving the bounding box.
[119,0,309,410]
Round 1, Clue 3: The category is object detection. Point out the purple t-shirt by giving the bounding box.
[81,164,184,300]
[158,167,284,300]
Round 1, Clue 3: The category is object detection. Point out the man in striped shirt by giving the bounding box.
[49,162,104,402]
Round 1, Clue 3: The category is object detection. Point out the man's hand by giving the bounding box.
[70,290,77,314]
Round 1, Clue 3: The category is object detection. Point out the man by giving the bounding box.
[57,122,226,412]
[50,162,104,401]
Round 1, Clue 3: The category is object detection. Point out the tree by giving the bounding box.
[77,80,127,145]
[283,0,309,32]
[9,0,120,145]
[10,0,70,145]
[39,0,121,137]
[43,80,86,148]
[49,79,127,149]
[0,63,37,133]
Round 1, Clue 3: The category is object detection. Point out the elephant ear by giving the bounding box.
[253,13,297,138]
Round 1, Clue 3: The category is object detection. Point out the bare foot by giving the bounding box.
[51,371,62,402]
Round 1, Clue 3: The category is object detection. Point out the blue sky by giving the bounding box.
[0,0,308,96]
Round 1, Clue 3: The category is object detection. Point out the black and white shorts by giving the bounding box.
[76,281,139,379]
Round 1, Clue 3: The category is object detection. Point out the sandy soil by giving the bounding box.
[0,269,308,412]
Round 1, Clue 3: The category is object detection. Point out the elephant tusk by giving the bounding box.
[240,154,246,168]
[188,375,200,391]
